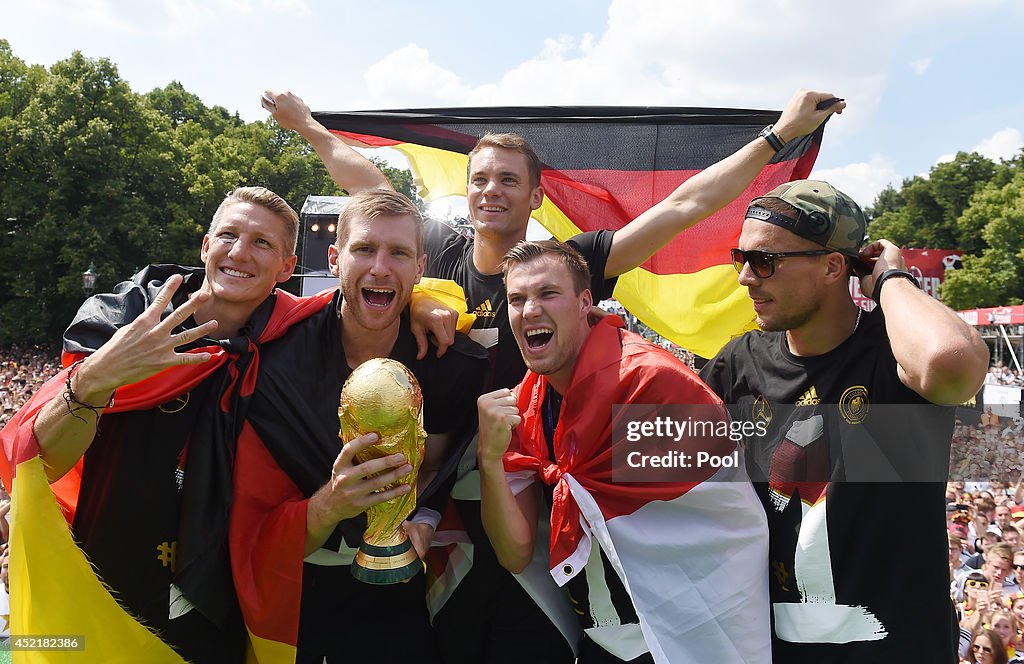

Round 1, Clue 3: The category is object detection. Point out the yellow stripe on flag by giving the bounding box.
[244,627,296,664]
[614,265,758,359]
[390,144,469,201]
[10,456,186,663]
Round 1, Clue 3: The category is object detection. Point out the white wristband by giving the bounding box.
[410,507,442,530]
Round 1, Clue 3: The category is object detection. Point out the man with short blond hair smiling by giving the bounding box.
[4,186,316,662]
[229,188,486,663]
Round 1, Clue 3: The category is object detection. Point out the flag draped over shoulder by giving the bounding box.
[503,316,771,663]
[0,266,334,663]
[315,106,825,358]
[9,456,188,664]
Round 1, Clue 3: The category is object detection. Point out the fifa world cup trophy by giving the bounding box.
[339,358,426,584]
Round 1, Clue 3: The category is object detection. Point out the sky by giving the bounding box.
[4,0,1023,209]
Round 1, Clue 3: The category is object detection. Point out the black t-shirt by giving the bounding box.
[700,309,956,663]
[423,220,617,391]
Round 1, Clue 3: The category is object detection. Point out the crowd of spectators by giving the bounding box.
[987,364,1024,387]
[948,458,1024,662]
[951,418,1024,485]
[0,344,59,430]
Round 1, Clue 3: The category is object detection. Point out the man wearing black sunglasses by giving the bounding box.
[701,180,989,662]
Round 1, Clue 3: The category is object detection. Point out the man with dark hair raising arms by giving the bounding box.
[264,87,843,662]
[700,180,989,662]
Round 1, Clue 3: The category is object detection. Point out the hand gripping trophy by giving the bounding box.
[338,358,426,584]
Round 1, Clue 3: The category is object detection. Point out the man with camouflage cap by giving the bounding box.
[700,180,988,662]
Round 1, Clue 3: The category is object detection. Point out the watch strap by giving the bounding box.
[871,268,920,303]
[759,124,786,153]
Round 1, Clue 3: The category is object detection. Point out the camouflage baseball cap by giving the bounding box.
[745,180,867,258]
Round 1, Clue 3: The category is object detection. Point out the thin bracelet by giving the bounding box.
[62,359,115,422]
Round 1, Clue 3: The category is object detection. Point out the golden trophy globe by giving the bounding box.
[339,358,426,584]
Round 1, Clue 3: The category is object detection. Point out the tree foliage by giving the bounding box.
[941,171,1024,309]
[865,149,1024,309]
[0,42,420,342]
[0,48,186,339]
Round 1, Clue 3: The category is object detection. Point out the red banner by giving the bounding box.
[852,248,964,310]
[958,305,1024,326]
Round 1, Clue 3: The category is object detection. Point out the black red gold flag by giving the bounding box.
[315,105,824,357]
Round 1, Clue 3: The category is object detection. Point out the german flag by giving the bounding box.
[9,456,189,664]
[315,106,824,358]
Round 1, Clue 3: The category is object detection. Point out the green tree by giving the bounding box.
[0,52,190,340]
[0,40,45,120]
[370,157,422,207]
[941,251,1022,310]
[0,42,478,342]
[864,184,903,220]
[147,81,240,133]
[866,152,999,253]
[942,170,1024,309]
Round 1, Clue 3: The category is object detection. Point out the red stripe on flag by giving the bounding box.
[333,123,486,151]
[543,155,819,275]
[330,130,401,148]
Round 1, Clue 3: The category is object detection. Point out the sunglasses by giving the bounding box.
[730,248,833,279]
[1015,564,1024,571]
[966,579,990,589]
[973,644,993,654]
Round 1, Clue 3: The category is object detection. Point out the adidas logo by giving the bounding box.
[472,299,497,318]
[795,386,820,406]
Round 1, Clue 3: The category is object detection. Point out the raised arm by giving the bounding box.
[33,276,218,481]
[263,89,393,195]
[604,89,845,277]
[477,389,537,574]
[861,240,989,405]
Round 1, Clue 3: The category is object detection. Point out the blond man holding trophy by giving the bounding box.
[339,357,427,584]
[229,189,487,663]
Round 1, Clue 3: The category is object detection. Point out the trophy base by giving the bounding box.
[351,537,422,585]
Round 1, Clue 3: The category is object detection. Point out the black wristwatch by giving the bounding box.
[759,124,786,153]
[871,269,920,303]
